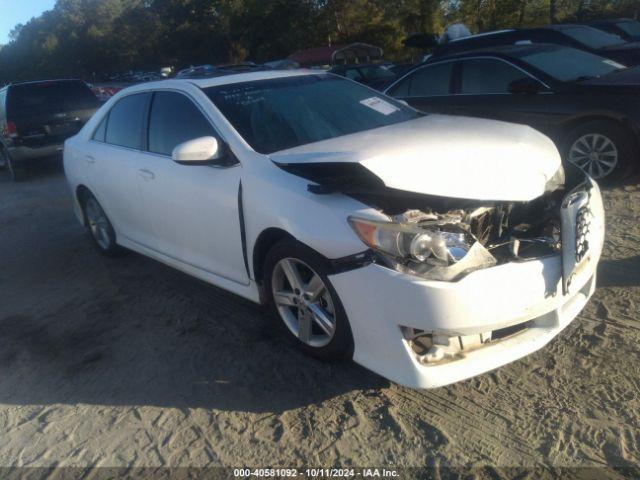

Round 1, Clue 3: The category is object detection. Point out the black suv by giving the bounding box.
[0,79,99,181]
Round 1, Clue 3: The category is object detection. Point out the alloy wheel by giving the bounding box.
[271,258,336,348]
[568,133,618,179]
[85,198,111,250]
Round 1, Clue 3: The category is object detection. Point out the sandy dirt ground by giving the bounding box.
[0,160,638,477]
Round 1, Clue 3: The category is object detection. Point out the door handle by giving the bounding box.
[85,155,95,164]
[138,168,155,180]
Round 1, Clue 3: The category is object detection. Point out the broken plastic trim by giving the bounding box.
[402,319,533,365]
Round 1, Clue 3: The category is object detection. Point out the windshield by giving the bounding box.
[560,26,626,48]
[616,20,640,37]
[8,81,99,116]
[204,74,420,154]
[515,45,626,81]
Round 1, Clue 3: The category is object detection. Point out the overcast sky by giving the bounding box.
[0,0,56,44]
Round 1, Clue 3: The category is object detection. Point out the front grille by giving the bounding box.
[575,206,592,263]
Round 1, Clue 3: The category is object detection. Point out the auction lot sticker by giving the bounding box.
[359,97,400,115]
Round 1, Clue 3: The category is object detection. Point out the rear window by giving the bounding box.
[105,93,150,149]
[7,81,99,117]
[514,45,626,81]
[560,26,625,48]
[388,62,454,97]
[616,20,640,37]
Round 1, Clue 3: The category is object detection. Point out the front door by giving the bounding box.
[135,90,248,285]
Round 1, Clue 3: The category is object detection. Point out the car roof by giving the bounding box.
[116,69,328,94]
[189,69,325,87]
[549,23,601,31]
[589,18,636,24]
[7,78,85,88]
[331,62,392,68]
[448,29,515,43]
[426,42,576,61]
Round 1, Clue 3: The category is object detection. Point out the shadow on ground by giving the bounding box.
[0,169,387,414]
[597,255,640,288]
[0,155,64,184]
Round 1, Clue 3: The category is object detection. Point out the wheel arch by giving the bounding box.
[560,114,639,151]
[251,227,296,287]
[75,184,92,225]
[251,226,372,306]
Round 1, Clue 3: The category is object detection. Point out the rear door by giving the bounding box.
[87,92,157,249]
[385,61,459,114]
[7,81,99,149]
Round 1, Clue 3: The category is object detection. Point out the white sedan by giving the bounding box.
[63,70,604,388]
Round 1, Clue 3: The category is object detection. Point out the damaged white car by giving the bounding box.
[63,71,604,388]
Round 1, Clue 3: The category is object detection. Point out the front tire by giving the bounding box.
[264,240,354,361]
[81,192,121,256]
[563,120,636,181]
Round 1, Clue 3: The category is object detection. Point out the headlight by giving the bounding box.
[348,217,472,266]
[348,216,497,281]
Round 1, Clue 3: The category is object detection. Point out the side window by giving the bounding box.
[461,58,529,94]
[344,69,363,81]
[388,63,454,97]
[105,93,149,149]
[148,91,216,156]
[92,115,108,142]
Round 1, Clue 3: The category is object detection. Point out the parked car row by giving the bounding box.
[4,18,640,182]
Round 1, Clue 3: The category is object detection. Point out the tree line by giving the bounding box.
[0,0,638,83]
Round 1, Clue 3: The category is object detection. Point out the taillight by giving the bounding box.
[5,120,18,138]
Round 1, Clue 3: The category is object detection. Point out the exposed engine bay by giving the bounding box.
[279,161,588,282]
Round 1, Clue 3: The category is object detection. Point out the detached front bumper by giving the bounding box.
[329,180,604,389]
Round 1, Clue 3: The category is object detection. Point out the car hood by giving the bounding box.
[602,40,640,52]
[269,115,561,202]
[577,65,640,88]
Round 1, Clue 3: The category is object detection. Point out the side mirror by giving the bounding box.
[508,77,545,95]
[171,136,231,166]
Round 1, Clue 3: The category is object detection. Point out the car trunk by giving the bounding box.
[7,81,99,148]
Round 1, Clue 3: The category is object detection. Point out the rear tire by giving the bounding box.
[264,239,354,361]
[0,148,25,182]
[562,120,636,181]
[81,192,122,257]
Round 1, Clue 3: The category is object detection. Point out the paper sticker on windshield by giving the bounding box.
[360,97,399,115]
[603,59,625,69]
